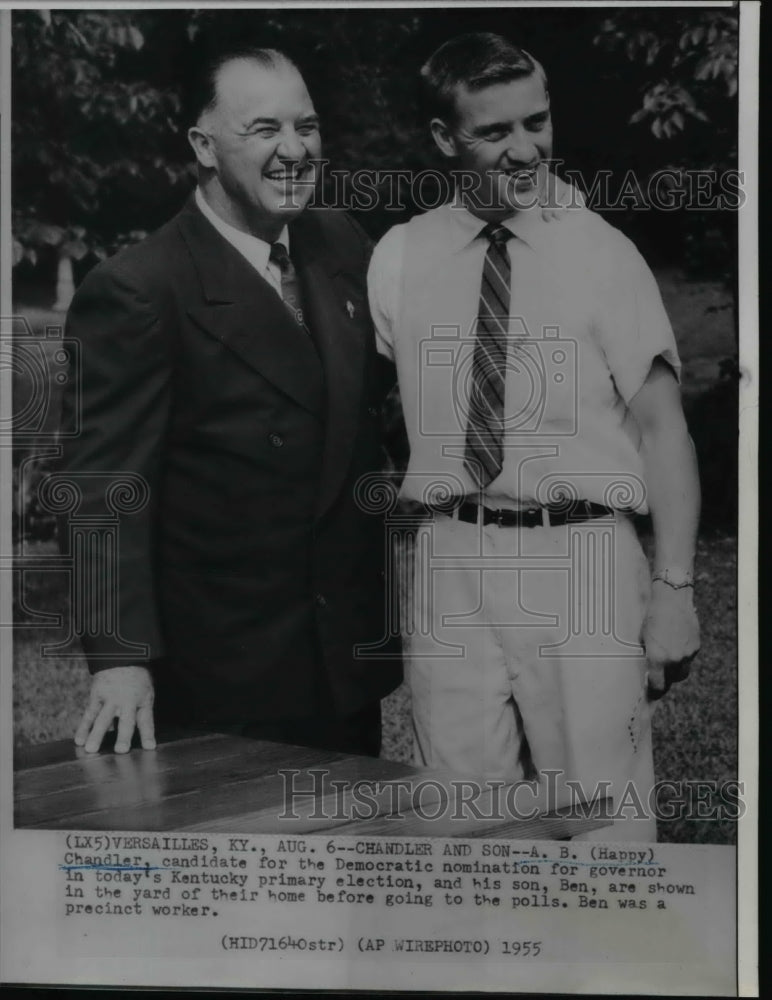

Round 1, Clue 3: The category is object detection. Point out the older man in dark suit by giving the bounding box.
[58,45,401,756]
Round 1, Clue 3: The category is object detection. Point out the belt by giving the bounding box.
[433,499,616,528]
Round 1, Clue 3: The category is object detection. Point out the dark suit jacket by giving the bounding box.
[58,196,402,724]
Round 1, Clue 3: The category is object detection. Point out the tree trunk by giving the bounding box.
[53,252,75,311]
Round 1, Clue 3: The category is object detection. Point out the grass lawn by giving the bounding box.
[654,267,735,399]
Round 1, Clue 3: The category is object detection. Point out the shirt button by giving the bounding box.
[315,593,327,608]
[367,406,379,418]
[269,433,283,448]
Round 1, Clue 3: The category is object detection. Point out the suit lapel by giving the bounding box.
[176,198,367,516]
[176,198,325,416]
[290,212,366,519]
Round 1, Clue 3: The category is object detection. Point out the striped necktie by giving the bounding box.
[269,241,307,331]
[463,222,514,490]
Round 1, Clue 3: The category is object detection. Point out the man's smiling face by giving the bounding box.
[196,57,321,240]
[433,72,553,220]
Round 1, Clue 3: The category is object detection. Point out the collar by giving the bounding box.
[440,170,583,255]
[194,187,289,270]
[443,196,547,255]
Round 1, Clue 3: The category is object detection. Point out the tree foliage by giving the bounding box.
[12,9,191,265]
[595,9,737,145]
[593,7,738,309]
[12,8,739,280]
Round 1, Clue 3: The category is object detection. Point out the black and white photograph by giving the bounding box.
[1,2,757,993]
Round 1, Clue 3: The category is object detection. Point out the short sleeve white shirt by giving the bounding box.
[368,184,680,513]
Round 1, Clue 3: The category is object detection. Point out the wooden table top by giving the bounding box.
[14,734,610,839]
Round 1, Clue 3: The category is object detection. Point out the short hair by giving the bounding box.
[420,32,547,121]
[183,43,298,125]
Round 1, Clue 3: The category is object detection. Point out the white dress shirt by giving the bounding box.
[367,178,681,512]
[195,187,289,301]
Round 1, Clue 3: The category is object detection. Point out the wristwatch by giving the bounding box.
[652,568,694,590]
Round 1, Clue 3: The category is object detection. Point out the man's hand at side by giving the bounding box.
[628,358,702,703]
[642,584,700,700]
[74,665,156,753]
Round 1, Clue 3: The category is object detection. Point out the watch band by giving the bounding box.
[652,568,694,589]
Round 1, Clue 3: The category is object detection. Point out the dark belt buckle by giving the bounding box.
[492,507,505,527]
[525,507,543,528]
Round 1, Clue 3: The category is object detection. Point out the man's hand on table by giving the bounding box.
[74,665,157,753]
[642,583,701,701]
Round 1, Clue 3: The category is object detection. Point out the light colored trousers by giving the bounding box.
[404,511,657,841]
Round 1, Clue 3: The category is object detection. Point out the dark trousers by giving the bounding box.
[155,701,382,759]
[236,702,382,757]
[152,654,382,758]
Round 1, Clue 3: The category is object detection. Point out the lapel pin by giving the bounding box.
[346,300,355,319]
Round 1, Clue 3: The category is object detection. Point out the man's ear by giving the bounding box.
[430,117,457,159]
[187,126,217,169]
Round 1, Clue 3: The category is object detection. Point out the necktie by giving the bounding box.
[463,223,514,490]
[269,241,307,331]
